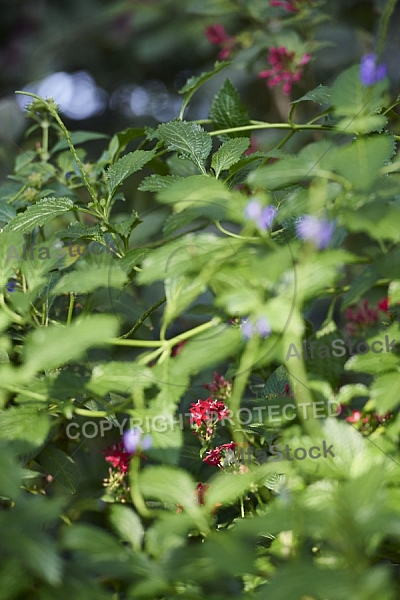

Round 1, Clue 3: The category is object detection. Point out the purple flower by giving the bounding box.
[359,54,387,86]
[241,317,271,340]
[123,428,152,454]
[245,199,277,231]
[296,216,334,249]
[6,280,17,293]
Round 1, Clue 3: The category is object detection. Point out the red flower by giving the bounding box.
[103,443,132,474]
[205,24,235,60]
[203,442,237,467]
[259,47,311,95]
[189,397,230,427]
[378,297,390,313]
[345,298,390,335]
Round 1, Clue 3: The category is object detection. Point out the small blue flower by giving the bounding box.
[123,428,152,454]
[245,199,277,231]
[5,280,17,293]
[296,216,334,249]
[241,317,271,340]
[359,54,387,86]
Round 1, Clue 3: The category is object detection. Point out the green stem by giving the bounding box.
[0,294,23,323]
[15,91,98,204]
[67,293,75,325]
[120,296,166,340]
[229,335,260,444]
[376,0,398,61]
[209,123,336,138]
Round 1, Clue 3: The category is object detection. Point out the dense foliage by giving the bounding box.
[0,1,399,598]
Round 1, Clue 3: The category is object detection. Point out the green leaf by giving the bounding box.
[209,79,250,140]
[3,197,74,234]
[333,135,395,191]
[107,127,145,162]
[331,65,389,134]
[156,121,212,174]
[156,175,231,214]
[86,362,154,396]
[211,137,250,177]
[23,316,118,374]
[163,276,206,327]
[341,201,400,242]
[53,265,127,295]
[38,446,79,494]
[138,466,198,513]
[138,174,183,192]
[293,85,331,105]
[51,131,109,154]
[178,61,230,117]
[162,209,199,238]
[111,211,141,238]
[109,504,144,552]
[370,372,400,414]
[106,149,156,197]
[0,406,50,457]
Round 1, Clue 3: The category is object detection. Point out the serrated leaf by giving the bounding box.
[53,265,126,295]
[118,248,150,273]
[211,137,250,177]
[341,202,400,242]
[370,372,400,414]
[138,174,184,192]
[178,61,230,117]
[86,362,154,396]
[3,197,74,234]
[107,149,156,197]
[111,212,141,238]
[38,446,79,494]
[293,85,331,105]
[333,135,395,191]
[164,276,206,326]
[210,79,250,140]
[162,210,198,238]
[156,121,212,174]
[23,316,118,374]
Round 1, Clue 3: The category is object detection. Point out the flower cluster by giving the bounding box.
[259,47,311,95]
[344,408,393,435]
[245,198,277,231]
[203,442,237,467]
[359,54,387,86]
[203,372,232,402]
[102,430,152,502]
[205,24,235,59]
[189,397,230,441]
[103,442,132,474]
[345,297,390,335]
[296,215,335,249]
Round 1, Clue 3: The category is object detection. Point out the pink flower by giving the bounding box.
[345,410,368,424]
[205,24,236,60]
[259,47,311,95]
